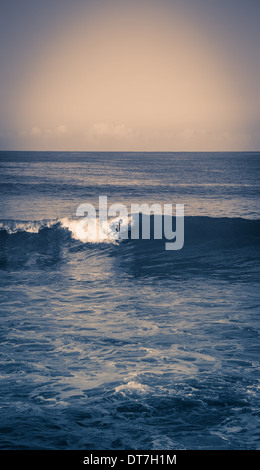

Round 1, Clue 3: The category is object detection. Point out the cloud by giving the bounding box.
[88,122,136,140]
[55,124,67,135]
[30,126,42,136]
[24,124,68,137]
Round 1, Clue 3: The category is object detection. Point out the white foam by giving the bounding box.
[115,381,149,395]
[0,219,56,234]
[0,215,131,244]
[60,215,130,244]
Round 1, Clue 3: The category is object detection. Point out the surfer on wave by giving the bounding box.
[115,219,123,235]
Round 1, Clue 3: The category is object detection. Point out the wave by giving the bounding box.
[1,216,259,279]
[0,216,129,243]
[2,181,260,199]
[0,214,259,245]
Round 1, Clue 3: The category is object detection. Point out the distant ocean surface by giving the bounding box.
[0,151,259,450]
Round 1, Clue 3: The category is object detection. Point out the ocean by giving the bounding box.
[0,151,259,450]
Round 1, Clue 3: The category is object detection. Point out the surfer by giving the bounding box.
[115,219,123,234]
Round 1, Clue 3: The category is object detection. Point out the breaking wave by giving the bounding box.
[0,214,259,246]
[1,215,259,281]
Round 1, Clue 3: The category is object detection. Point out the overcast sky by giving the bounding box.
[0,0,259,151]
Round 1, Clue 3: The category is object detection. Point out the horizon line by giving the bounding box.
[0,149,259,153]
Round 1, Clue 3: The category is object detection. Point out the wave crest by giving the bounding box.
[0,215,259,246]
[0,215,131,244]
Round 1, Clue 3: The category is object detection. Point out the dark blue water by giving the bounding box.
[0,151,259,450]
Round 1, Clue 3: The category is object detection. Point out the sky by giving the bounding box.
[0,0,259,151]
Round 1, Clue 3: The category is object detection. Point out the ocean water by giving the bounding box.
[0,151,259,450]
